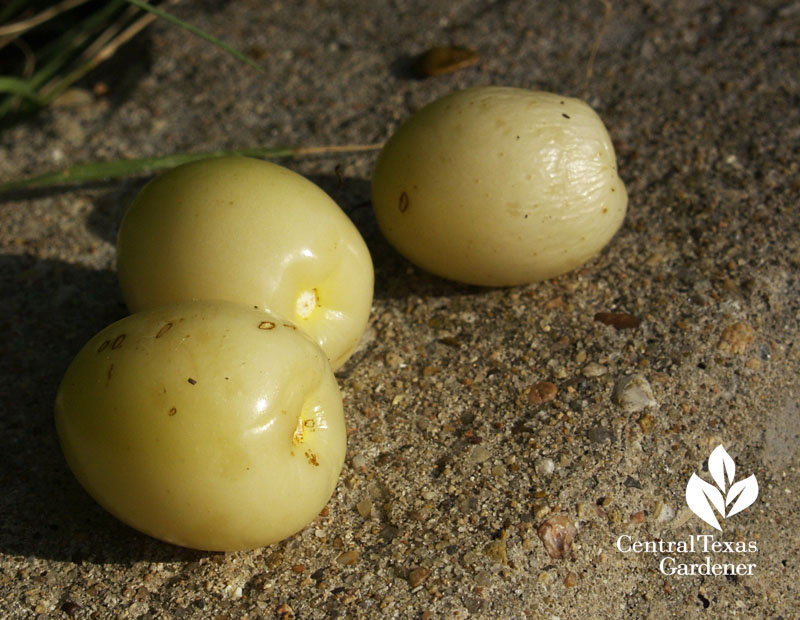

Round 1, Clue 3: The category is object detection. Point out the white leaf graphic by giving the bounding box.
[726,474,759,517]
[686,473,725,531]
[708,444,735,492]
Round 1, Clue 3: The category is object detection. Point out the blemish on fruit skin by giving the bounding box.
[292,417,305,445]
[97,340,110,353]
[106,363,114,387]
[398,191,409,213]
[111,334,126,350]
[156,322,173,338]
[168,406,177,416]
[305,450,319,467]
[187,377,197,385]
[258,321,276,330]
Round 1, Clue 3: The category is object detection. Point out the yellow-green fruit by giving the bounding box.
[117,156,373,370]
[55,300,346,551]
[371,86,628,286]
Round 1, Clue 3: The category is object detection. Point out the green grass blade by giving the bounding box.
[0,144,382,193]
[0,77,45,103]
[123,0,264,73]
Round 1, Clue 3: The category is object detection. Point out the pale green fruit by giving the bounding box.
[371,86,628,286]
[55,301,346,551]
[117,156,373,370]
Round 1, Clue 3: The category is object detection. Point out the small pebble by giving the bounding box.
[528,381,557,404]
[594,312,641,330]
[534,457,555,476]
[587,426,615,444]
[380,525,400,541]
[356,498,373,518]
[475,570,493,587]
[654,502,675,523]
[533,501,550,519]
[611,374,657,412]
[337,550,359,566]
[471,445,491,464]
[537,515,577,559]
[351,454,366,469]
[717,322,755,355]
[385,352,402,367]
[638,412,654,433]
[563,571,578,588]
[483,540,508,565]
[408,566,430,588]
[538,569,555,584]
[582,362,607,377]
[624,476,642,489]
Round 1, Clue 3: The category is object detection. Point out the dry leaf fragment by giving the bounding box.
[594,312,641,330]
[415,46,479,77]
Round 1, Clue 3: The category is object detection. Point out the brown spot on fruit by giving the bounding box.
[399,191,409,213]
[156,322,173,338]
[258,321,276,330]
[111,334,126,349]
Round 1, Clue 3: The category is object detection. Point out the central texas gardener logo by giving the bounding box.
[685,445,759,531]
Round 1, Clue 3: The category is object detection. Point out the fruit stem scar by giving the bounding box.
[292,416,306,445]
[295,289,318,319]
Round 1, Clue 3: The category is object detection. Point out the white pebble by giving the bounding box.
[582,362,607,377]
[612,374,657,412]
[534,458,555,476]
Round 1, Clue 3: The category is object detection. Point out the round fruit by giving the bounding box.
[55,300,346,551]
[117,156,373,369]
[371,86,628,286]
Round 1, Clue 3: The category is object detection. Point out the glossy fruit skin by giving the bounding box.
[371,87,628,286]
[117,156,373,369]
[55,301,346,551]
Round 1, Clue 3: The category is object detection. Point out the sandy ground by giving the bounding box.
[1,0,798,618]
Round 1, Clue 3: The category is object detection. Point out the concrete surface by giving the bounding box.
[1,0,798,618]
